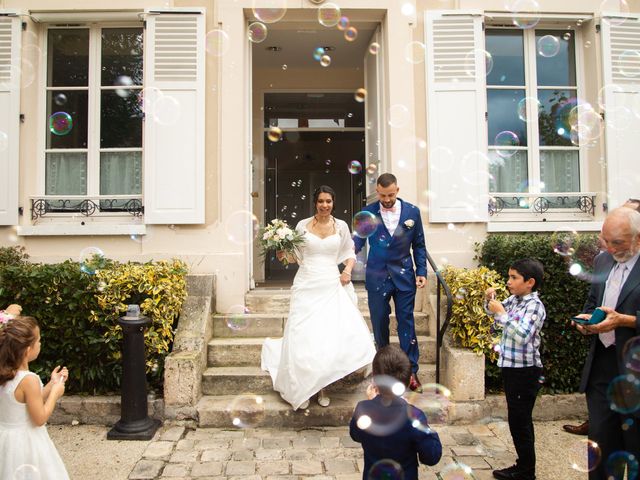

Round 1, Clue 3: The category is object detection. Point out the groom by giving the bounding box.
[354,173,427,392]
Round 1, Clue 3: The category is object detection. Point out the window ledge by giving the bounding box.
[17,223,146,237]
[487,221,602,233]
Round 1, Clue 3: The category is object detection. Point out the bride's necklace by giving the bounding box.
[311,215,336,238]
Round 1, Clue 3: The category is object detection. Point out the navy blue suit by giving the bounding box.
[350,395,442,480]
[354,199,427,372]
[579,252,640,479]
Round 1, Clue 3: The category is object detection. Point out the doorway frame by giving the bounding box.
[216,0,418,292]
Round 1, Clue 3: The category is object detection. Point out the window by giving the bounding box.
[44,25,143,212]
[486,27,588,213]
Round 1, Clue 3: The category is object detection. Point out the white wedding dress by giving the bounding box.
[261,217,376,410]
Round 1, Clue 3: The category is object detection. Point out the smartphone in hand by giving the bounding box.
[572,308,607,325]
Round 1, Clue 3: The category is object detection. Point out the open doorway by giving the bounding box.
[251,15,384,285]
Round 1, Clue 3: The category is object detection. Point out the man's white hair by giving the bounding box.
[609,207,640,238]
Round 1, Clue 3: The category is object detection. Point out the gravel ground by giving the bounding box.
[49,420,588,480]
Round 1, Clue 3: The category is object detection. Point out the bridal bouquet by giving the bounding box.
[259,219,305,265]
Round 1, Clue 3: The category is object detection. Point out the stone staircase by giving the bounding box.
[195,286,437,427]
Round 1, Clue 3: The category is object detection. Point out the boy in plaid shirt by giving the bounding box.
[485,258,546,480]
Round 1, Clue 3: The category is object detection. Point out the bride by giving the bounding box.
[261,185,376,410]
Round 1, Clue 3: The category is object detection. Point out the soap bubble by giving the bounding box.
[495,131,520,157]
[618,50,640,78]
[227,393,266,427]
[355,375,408,436]
[313,47,326,61]
[114,75,134,98]
[366,163,378,175]
[388,104,409,128]
[623,336,640,374]
[318,3,340,27]
[600,0,630,26]
[464,48,494,77]
[369,42,380,55]
[537,35,560,57]
[569,263,583,276]
[54,93,68,106]
[248,22,268,43]
[348,160,362,174]
[510,0,541,29]
[205,29,230,57]
[252,0,287,24]
[567,438,602,473]
[440,463,475,479]
[268,127,283,142]
[355,88,367,103]
[49,112,73,136]
[404,41,426,64]
[13,464,41,480]
[225,210,260,245]
[344,27,358,42]
[320,54,332,67]
[337,16,350,31]
[153,95,181,126]
[79,247,105,275]
[353,211,379,238]
[562,32,572,41]
[405,383,452,424]
[607,374,640,414]
[605,451,639,480]
[226,304,251,331]
[368,459,404,480]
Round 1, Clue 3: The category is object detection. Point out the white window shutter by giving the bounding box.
[600,14,640,209]
[0,12,21,226]
[143,8,205,224]
[424,11,488,223]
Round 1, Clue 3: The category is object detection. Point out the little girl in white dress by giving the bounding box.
[0,312,70,480]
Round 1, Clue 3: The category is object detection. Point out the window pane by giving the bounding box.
[489,150,528,193]
[536,31,576,86]
[47,29,89,87]
[537,89,576,146]
[100,91,143,148]
[540,150,579,192]
[46,91,88,149]
[100,152,142,208]
[487,89,527,146]
[101,28,143,86]
[486,30,525,86]
[45,152,87,195]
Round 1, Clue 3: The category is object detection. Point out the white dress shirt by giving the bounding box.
[380,200,402,236]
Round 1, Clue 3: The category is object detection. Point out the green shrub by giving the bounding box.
[0,247,187,394]
[441,265,509,363]
[475,232,600,393]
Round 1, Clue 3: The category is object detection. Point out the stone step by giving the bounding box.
[212,312,431,338]
[245,288,373,314]
[207,336,437,367]
[196,390,450,428]
[201,364,436,396]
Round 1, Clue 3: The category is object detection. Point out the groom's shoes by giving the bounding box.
[409,373,423,393]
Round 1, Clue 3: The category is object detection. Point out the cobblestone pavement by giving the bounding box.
[123,421,584,480]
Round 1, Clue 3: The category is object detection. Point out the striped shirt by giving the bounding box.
[489,292,546,368]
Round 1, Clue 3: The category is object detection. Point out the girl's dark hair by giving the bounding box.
[0,316,39,386]
[313,185,336,213]
[510,258,544,291]
[372,345,412,393]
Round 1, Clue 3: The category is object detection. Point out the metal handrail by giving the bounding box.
[426,250,453,384]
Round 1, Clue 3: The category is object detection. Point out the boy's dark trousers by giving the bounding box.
[502,366,542,476]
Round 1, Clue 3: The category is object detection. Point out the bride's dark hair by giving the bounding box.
[312,185,336,214]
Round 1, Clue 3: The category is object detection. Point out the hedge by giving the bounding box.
[0,247,187,394]
[475,232,600,393]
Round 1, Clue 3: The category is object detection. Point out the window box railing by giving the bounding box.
[489,192,596,219]
[30,195,143,221]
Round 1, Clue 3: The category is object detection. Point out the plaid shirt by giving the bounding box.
[489,292,546,368]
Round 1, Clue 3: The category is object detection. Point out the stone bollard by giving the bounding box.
[107,307,161,440]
